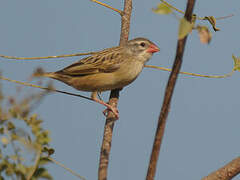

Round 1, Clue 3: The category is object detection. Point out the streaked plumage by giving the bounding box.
[44,37,159,118]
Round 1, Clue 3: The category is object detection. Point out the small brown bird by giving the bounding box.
[43,38,159,118]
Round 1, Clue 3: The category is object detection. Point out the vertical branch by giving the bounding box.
[98,0,132,180]
[119,0,132,45]
[146,0,196,180]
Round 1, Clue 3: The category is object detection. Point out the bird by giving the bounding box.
[43,37,159,119]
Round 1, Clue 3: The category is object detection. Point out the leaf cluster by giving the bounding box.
[0,82,52,180]
[152,1,233,44]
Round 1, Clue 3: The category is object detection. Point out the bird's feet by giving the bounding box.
[92,97,119,119]
[102,106,119,119]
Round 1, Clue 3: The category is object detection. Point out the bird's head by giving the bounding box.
[125,37,160,63]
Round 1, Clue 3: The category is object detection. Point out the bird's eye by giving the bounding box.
[140,42,146,47]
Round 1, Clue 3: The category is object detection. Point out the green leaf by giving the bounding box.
[7,122,15,131]
[191,14,197,26]
[0,85,53,179]
[203,16,220,31]
[1,137,9,146]
[0,128,4,134]
[39,157,51,166]
[152,3,172,15]
[33,167,53,180]
[232,55,240,71]
[15,164,27,175]
[5,163,14,175]
[178,18,193,39]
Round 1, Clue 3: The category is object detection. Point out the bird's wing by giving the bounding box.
[58,46,126,76]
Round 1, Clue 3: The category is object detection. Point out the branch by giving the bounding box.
[0,52,94,60]
[91,0,123,15]
[26,149,41,180]
[146,0,196,180]
[145,65,235,78]
[48,157,86,180]
[98,0,132,179]
[0,75,93,101]
[202,157,240,180]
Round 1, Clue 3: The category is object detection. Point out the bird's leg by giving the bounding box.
[91,92,119,119]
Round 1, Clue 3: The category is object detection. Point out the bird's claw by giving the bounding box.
[102,106,119,119]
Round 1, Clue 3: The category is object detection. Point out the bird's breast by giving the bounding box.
[67,60,144,92]
[113,60,144,87]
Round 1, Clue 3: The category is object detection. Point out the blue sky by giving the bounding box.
[0,0,240,179]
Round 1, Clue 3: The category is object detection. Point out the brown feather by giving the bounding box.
[43,37,159,92]
[56,46,125,76]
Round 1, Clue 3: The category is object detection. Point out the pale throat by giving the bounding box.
[138,51,153,64]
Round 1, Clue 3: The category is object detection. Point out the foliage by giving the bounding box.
[152,3,172,14]
[178,17,194,40]
[0,80,52,180]
[232,55,240,72]
[152,1,231,44]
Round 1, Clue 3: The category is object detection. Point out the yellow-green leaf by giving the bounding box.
[203,16,220,31]
[232,55,240,72]
[0,127,4,134]
[34,167,53,180]
[7,122,15,130]
[178,18,193,39]
[16,163,27,174]
[191,14,197,25]
[1,137,9,146]
[39,157,51,166]
[152,3,172,15]
[197,25,212,44]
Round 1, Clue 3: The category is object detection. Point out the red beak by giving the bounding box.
[147,44,160,53]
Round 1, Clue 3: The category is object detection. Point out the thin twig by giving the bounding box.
[146,1,196,180]
[161,0,233,21]
[48,157,86,180]
[145,65,235,78]
[215,14,234,20]
[0,52,95,60]
[26,149,41,180]
[198,14,234,20]
[161,0,185,14]
[98,0,132,180]
[0,75,93,101]
[91,0,123,15]
[202,157,240,180]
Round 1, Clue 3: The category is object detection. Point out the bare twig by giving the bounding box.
[146,0,196,180]
[145,65,235,78]
[0,75,93,101]
[98,0,132,180]
[0,52,94,60]
[48,157,86,180]
[161,0,185,14]
[161,0,233,21]
[26,149,41,180]
[202,157,240,180]
[215,14,234,20]
[91,0,123,15]
[198,14,234,20]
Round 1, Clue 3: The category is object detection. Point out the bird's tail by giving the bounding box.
[42,72,71,82]
[32,67,46,77]
[32,67,71,84]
